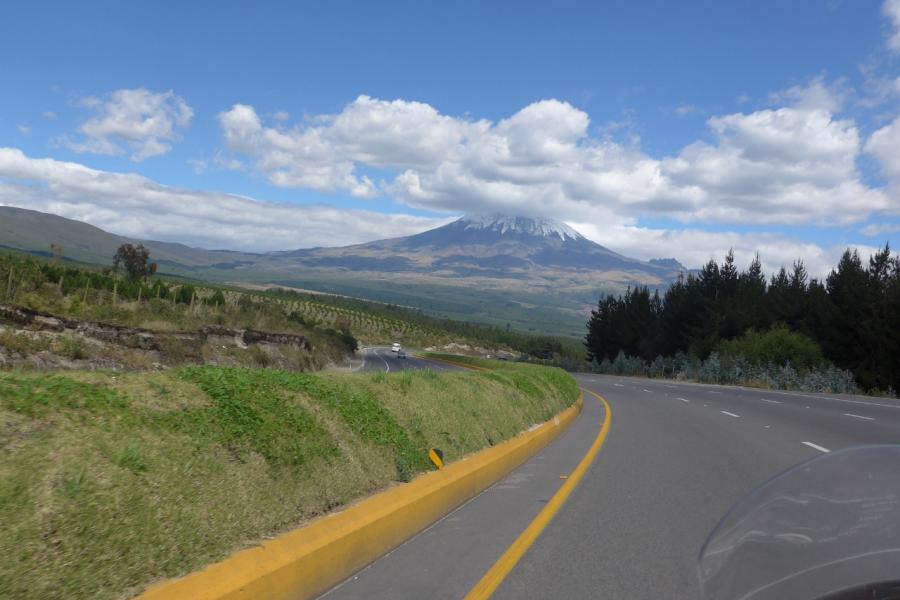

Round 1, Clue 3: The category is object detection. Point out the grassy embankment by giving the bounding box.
[0,361,579,600]
[1,252,588,367]
[0,252,452,345]
[0,252,492,370]
[422,352,499,368]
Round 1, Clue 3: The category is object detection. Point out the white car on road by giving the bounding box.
[391,342,401,352]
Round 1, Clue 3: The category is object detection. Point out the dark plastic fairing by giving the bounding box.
[820,581,900,600]
[699,446,900,600]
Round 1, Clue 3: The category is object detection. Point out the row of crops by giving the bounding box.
[0,252,456,347]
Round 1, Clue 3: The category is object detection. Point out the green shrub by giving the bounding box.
[247,346,271,367]
[175,285,196,305]
[0,331,51,356]
[58,336,88,360]
[717,325,825,371]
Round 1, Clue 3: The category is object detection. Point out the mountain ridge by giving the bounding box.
[285,213,684,275]
[0,206,688,335]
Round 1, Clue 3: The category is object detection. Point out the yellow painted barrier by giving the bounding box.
[137,394,584,600]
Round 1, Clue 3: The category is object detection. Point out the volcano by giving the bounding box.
[0,207,688,334]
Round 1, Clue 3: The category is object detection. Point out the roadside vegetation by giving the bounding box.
[0,250,581,367]
[0,361,578,600]
[251,286,587,364]
[586,246,900,394]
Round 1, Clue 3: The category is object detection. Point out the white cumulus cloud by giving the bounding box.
[63,88,193,161]
[861,222,900,237]
[866,116,900,186]
[219,83,891,228]
[0,147,450,251]
[770,76,847,113]
[663,104,887,225]
[570,220,880,279]
[218,96,482,198]
[885,0,900,53]
[0,146,885,273]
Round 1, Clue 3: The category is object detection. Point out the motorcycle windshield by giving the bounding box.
[699,445,900,600]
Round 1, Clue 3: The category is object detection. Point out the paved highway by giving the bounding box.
[353,346,462,373]
[319,373,900,599]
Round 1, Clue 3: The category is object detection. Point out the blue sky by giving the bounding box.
[1,0,899,274]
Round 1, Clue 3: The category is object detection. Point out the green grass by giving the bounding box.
[0,252,454,349]
[421,352,493,368]
[0,251,589,366]
[173,367,338,467]
[0,362,578,600]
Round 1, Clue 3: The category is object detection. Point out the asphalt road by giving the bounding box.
[354,346,462,373]
[319,373,900,600]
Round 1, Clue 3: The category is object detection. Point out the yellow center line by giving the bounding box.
[463,389,612,600]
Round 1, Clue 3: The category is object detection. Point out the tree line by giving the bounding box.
[585,246,900,393]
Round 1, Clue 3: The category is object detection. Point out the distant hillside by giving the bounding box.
[0,206,129,265]
[0,207,688,335]
[0,206,251,267]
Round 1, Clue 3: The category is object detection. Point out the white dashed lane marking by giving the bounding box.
[844,413,875,421]
[802,441,831,453]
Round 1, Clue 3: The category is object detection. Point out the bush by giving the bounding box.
[337,329,358,353]
[58,336,88,360]
[175,285,196,305]
[594,349,857,394]
[208,290,226,307]
[717,325,825,372]
[248,346,271,367]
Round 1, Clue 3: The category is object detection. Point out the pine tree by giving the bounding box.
[585,295,617,362]
[737,253,768,331]
[718,249,741,339]
[863,245,893,390]
[824,250,868,384]
[695,259,722,357]
[786,260,809,330]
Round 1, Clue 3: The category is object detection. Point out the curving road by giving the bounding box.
[354,346,462,373]
[319,372,900,599]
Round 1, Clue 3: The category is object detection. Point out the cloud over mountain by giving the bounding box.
[0,148,449,251]
[217,81,891,228]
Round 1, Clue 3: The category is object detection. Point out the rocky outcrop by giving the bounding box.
[0,304,310,353]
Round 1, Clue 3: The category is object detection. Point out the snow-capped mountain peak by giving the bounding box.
[458,214,584,242]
